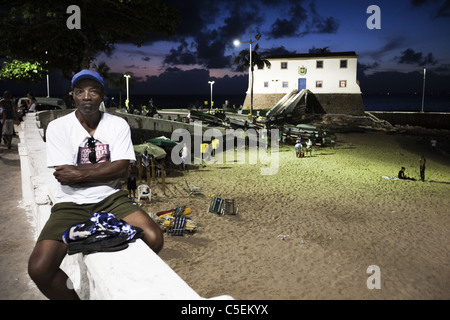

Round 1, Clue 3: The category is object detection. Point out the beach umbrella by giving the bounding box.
[133,142,166,159]
[146,136,179,148]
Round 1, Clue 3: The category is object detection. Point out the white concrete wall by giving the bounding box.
[252,55,361,95]
[19,112,233,300]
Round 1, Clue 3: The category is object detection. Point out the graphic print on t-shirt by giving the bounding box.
[78,138,111,165]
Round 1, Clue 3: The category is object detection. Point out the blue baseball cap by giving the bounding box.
[71,69,104,88]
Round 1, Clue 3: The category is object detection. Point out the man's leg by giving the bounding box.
[28,240,79,300]
[123,210,164,253]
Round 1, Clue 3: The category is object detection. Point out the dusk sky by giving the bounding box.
[90,0,450,95]
[2,0,450,96]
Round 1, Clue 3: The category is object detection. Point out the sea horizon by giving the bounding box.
[110,92,450,113]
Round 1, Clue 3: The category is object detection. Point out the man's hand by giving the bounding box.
[53,165,84,185]
[53,160,129,186]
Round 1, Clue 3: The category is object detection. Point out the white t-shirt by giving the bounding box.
[28,103,36,112]
[46,111,136,204]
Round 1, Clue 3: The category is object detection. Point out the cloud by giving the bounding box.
[160,1,265,69]
[436,0,450,17]
[395,48,438,66]
[267,1,339,39]
[266,45,298,56]
[410,0,450,18]
[307,2,339,34]
[363,37,407,60]
[162,0,339,70]
[269,18,300,38]
[163,41,198,66]
[132,67,247,95]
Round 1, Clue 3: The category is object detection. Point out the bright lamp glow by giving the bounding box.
[233,39,241,46]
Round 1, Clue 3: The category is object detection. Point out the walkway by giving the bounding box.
[0,128,45,300]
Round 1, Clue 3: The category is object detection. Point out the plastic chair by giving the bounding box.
[137,184,151,202]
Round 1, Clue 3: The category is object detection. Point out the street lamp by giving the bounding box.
[421,68,426,113]
[124,74,131,109]
[45,51,50,98]
[234,32,261,117]
[208,81,216,112]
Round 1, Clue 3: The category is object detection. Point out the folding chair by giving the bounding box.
[208,196,238,216]
[137,184,151,202]
[166,216,187,236]
[184,178,201,195]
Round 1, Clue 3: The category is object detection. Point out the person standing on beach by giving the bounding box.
[26,92,37,113]
[127,162,139,199]
[181,143,189,171]
[1,90,19,149]
[420,155,426,182]
[28,70,163,300]
[294,139,302,157]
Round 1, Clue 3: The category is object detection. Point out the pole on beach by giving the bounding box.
[161,164,166,195]
[45,51,50,97]
[124,74,131,108]
[421,68,426,113]
[234,28,261,117]
[208,81,215,112]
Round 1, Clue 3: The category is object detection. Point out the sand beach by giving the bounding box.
[138,130,450,300]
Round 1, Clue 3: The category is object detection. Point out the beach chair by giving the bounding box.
[184,178,201,195]
[166,216,187,236]
[208,196,238,216]
[137,184,151,202]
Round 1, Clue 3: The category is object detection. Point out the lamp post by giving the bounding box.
[234,31,261,117]
[208,81,215,112]
[124,74,131,109]
[421,68,426,113]
[45,51,50,98]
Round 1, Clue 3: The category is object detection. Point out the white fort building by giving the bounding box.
[241,51,365,122]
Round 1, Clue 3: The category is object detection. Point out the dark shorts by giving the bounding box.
[127,177,137,190]
[37,190,143,242]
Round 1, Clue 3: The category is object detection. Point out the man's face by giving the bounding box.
[72,78,104,116]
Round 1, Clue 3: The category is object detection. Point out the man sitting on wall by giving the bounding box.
[28,70,164,300]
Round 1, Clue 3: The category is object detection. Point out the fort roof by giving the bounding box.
[266,51,358,60]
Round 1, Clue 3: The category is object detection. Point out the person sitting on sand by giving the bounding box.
[398,167,416,180]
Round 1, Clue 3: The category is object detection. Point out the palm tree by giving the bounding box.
[92,61,111,82]
[234,43,271,115]
[93,61,134,107]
